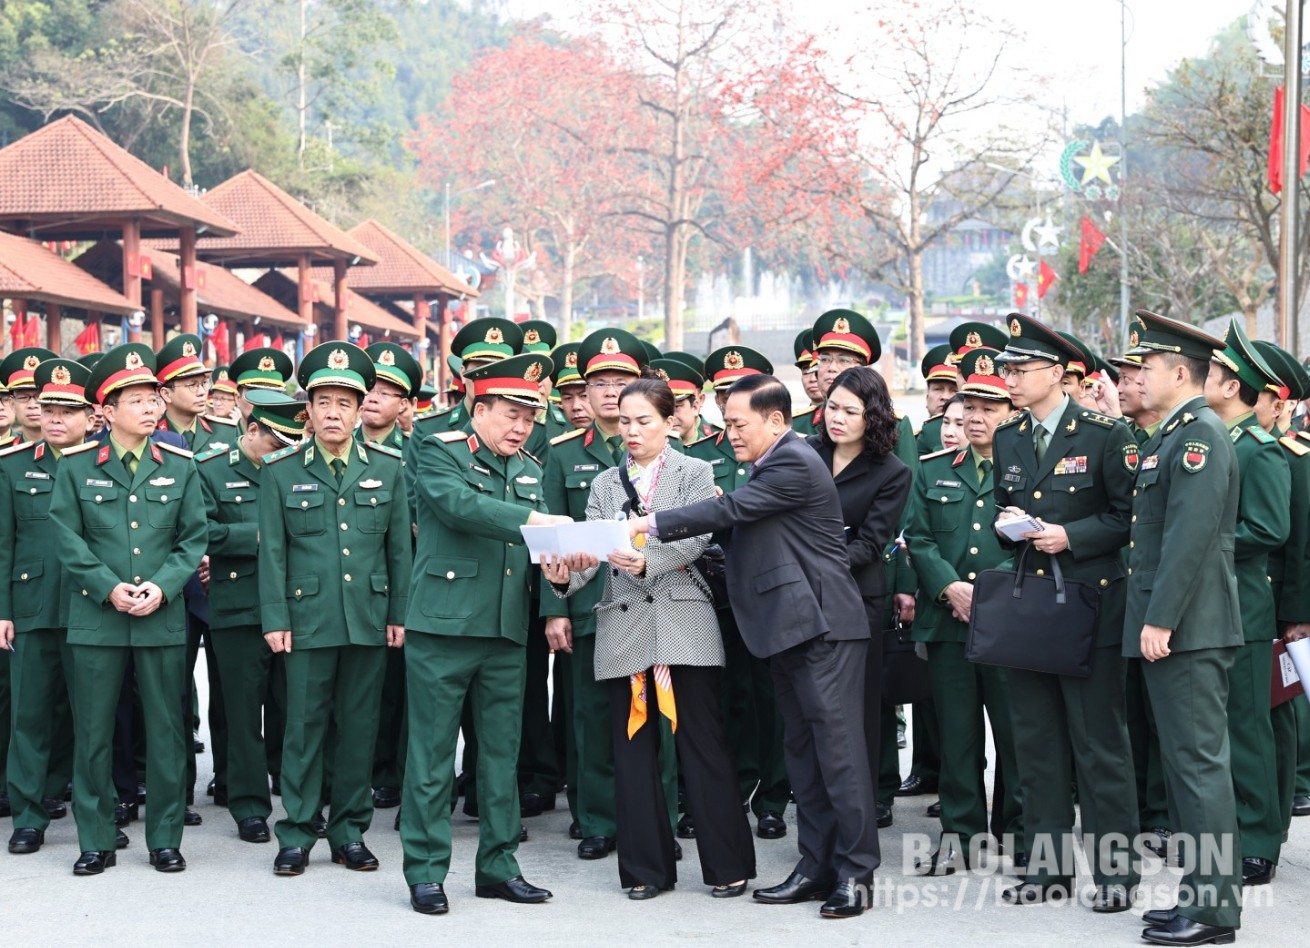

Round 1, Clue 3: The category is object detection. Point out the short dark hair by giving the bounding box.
[1215,363,1258,408]
[943,392,967,411]
[252,418,278,441]
[727,373,791,424]
[471,393,535,413]
[817,366,899,458]
[1158,352,1209,387]
[620,377,676,420]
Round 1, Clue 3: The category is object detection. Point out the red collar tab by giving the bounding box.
[466,434,480,455]
[34,443,45,461]
[584,428,595,447]
[151,444,163,464]
[953,450,968,466]
[97,444,111,465]
[155,418,168,431]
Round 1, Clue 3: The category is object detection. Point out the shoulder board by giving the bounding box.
[414,409,438,422]
[687,433,717,448]
[0,440,37,458]
[61,441,100,456]
[1078,410,1117,428]
[195,446,227,463]
[262,442,306,465]
[1246,424,1276,444]
[793,405,816,418]
[550,427,587,446]
[534,417,547,428]
[364,441,403,459]
[996,413,1025,428]
[1279,435,1310,457]
[433,405,456,418]
[434,430,466,444]
[918,447,956,462]
[521,448,541,466]
[157,442,194,459]
[203,414,238,428]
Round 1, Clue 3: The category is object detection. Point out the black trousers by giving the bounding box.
[607,665,755,890]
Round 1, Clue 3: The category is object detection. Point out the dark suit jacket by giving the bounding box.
[656,429,867,659]
[805,436,911,601]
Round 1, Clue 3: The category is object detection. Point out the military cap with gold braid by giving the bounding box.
[661,351,704,375]
[948,320,1008,358]
[77,352,104,371]
[650,357,704,401]
[1252,340,1310,402]
[452,317,522,364]
[957,347,1009,401]
[366,341,423,397]
[211,364,238,396]
[85,343,158,406]
[464,353,554,409]
[639,339,662,364]
[296,341,375,395]
[921,344,958,384]
[155,333,208,383]
[577,328,648,378]
[1087,354,1119,386]
[0,347,58,391]
[1212,316,1282,393]
[520,319,557,354]
[1109,312,1149,367]
[704,346,773,391]
[812,308,881,363]
[1056,331,1095,379]
[793,329,816,371]
[245,388,308,446]
[35,357,92,407]
[996,313,1081,366]
[552,342,584,388]
[415,384,438,414]
[1125,309,1223,361]
[230,347,294,390]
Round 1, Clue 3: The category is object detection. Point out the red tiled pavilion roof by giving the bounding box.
[186,170,378,267]
[254,270,418,340]
[0,232,137,314]
[346,219,477,297]
[0,116,238,239]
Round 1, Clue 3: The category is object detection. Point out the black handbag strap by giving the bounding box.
[1011,542,1067,605]
[617,461,645,517]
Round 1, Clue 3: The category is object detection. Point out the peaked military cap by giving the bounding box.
[921,344,958,384]
[957,347,1009,401]
[210,364,238,396]
[1212,317,1281,393]
[35,357,92,407]
[1109,312,1149,367]
[1125,309,1223,362]
[85,343,158,405]
[465,353,554,409]
[77,352,105,371]
[296,341,375,395]
[996,313,1081,366]
[451,317,522,364]
[245,388,308,445]
[948,320,1009,357]
[793,329,816,370]
[552,342,584,388]
[366,341,423,398]
[0,347,58,390]
[704,346,773,391]
[1252,340,1310,402]
[577,328,648,378]
[519,319,557,354]
[155,333,208,383]
[230,346,294,390]
[812,308,881,363]
[650,357,705,401]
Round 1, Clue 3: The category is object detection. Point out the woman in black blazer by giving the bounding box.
[806,366,912,810]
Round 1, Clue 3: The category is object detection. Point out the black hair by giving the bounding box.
[943,392,967,410]
[727,373,791,424]
[620,377,676,420]
[251,418,278,441]
[817,366,899,458]
[1156,352,1209,388]
[1215,364,1259,408]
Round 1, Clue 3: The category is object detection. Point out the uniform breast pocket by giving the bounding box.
[421,557,478,619]
[1134,468,1163,519]
[563,473,595,515]
[78,485,119,530]
[218,487,257,519]
[353,489,391,532]
[512,481,542,508]
[144,487,181,528]
[10,562,43,617]
[13,478,53,520]
[284,492,326,536]
[927,488,966,531]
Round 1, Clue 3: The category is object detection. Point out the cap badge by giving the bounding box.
[218,369,230,381]
[655,367,670,381]
[725,350,745,370]
[378,350,396,366]
[23,355,40,370]
[182,341,197,358]
[524,362,543,382]
[52,365,72,385]
[1128,329,1140,347]
[486,327,504,345]
[833,317,850,334]
[966,331,982,349]
[125,351,144,370]
[294,409,309,423]
[524,330,540,345]
[258,356,275,372]
[564,352,578,368]
[976,354,994,377]
[1010,318,1022,336]
[601,337,620,355]
[327,348,350,370]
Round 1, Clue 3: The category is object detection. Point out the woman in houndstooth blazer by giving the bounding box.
[545,377,755,901]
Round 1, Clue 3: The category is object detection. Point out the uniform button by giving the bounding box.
[972,522,981,530]
[338,498,346,507]
[940,496,948,504]
[160,495,167,502]
[1033,490,1042,499]
[580,480,588,488]
[132,548,141,555]
[295,588,302,597]
[1036,569,1045,577]
[340,523,348,531]
[19,572,27,581]
[507,542,514,548]
[976,499,984,508]
[446,571,456,580]
[229,571,238,580]
[967,572,976,580]
[530,493,537,501]
[129,495,137,503]
[969,547,978,555]
[133,576,141,583]
[1129,541,1135,549]
[506,569,513,576]
[301,500,309,508]
[1099,579,1108,587]
[130,521,139,529]
[28,487,36,495]
[1132,489,1138,497]
[1128,568,1133,576]
[1131,515,1137,523]
[370,497,377,505]
[82,589,88,596]
[95,494,102,502]
[342,548,350,556]
[1068,486,1076,493]
[344,574,352,582]
[234,495,242,503]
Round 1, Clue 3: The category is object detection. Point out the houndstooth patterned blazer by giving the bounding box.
[552,449,724,681]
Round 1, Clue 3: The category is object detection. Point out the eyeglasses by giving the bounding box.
[998,365,1052,380]
[118,396,163,410]
[367,388,406,401]
[16,391,41,404]
[587,380,629,391]
[172,378,210,394]
[816,354,864,369]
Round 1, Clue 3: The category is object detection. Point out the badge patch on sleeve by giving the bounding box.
[1122,444,1140,473]
[1181,440,1210,473]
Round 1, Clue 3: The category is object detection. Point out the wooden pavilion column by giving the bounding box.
[333,259,349,343]
[178,226,198,335]
[45,302,61,352]
[122,220,143,342]
[296,255,315,343]
[150,288,166,347]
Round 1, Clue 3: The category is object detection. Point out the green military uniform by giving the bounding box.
[258,344,412,859]
[400,353,551,891]
[905,349,1022,863]
[49,344,207,863]
[156,332,239,454]
[991,315,1139,896]
[914,343,959,456]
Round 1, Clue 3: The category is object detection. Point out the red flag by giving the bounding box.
[1079,216,1107,274]
[10,316,24,351]
[1268,86,1310,194]
[23,317,40,347]
[213,319,230,365]
[1014,283,1029,308]
[74,321,100,354]
[271,332,284,352]
[1037,261,1058,299]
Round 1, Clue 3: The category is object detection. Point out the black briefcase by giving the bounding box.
[882,617,932,705]
[965,544,1100,678]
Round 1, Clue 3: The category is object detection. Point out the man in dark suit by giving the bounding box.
[629,374,877,919]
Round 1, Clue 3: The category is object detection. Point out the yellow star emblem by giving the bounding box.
[1074,142,1120,188]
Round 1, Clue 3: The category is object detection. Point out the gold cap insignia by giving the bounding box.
[1128,329,1140,347]
[23,355,40,370]
[52,365,72,385]
[218,369,230,381]
[294,409,309,423]
[327,349,350,370]
[182,341,197,358]
[125,351,144,370]
[258,356,275,372]
[524,330,540,345]
[1010,318,1022,336]
[966,331,982,349]
[486,327,504,345]
[655,368,670,381]
[601,337,620,354]
[564,352,578,368]
[378,350,396,366]
[976,354,995,377]
[725,350,744,370]
[524,362,543,382]
[833,317,850,334]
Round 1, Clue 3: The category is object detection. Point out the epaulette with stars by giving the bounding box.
[61,441,99,456]
[1078,409,1117,429]
[157,442,194,459]
[0,439,37,459]
[550,427,586,446]
[521,448,541,466]
[263,442,307,465]
[203,414,238,428]
[996,412,1025,429]
[918,446,956,462]
[1279,434,1310,457]
[433,430,466,444]
[194,445,227,463]
[364,441,403,459]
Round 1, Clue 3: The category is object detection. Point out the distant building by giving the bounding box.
[920,203,1011,299]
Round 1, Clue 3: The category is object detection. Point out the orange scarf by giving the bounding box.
[628,665,677,739]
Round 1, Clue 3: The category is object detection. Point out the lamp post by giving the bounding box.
[444,179,496,266]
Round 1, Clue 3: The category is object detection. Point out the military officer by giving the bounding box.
[0,378,15,446]
[196,389,306,845]
[552,343,591,433]
[413,319,524,440]
[652,358,713,447]
[209,365,239,421]
[1,358,94,854]
[1203,319,1291,887]
[991,313,1140,910]
[905,348,1024,874]
[793,330,823,409]
[229,346,296,417]
[49,343,207,875]
[258,343,411,877]
[401,352,567,915]
[1125,311,1243,946]
[915,344,958,455]
[1,348,59,444]
[78,353,106,436]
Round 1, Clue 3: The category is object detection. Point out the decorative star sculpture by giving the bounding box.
[1074,141,1120,188]
[1032,216,1062,252]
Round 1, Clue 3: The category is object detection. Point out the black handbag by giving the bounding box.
[881,611,932,705]
[965,544,1100,678]
[617,461,729,610]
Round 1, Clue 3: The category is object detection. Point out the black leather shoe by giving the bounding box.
[184,807,202,827]
[757,811,787,839]
[926,800,942,819]
[73,850,115,875]
[0,791,9,818]
[311,811,327,838]
[916,843,967,877]
[238,817,271,843]
[820,881,868,918]
[116,829,129,850]
[462,796,479,819]
[712,881,747,898]
[676,812,696,838]
[1292,794,1310,817]
[896,774,936,796]
[521,791,555,816]
[1092,883,1134,913]
[373,786,401,809]
[1143,906,1179,926]
[628,883,668,900]
[568,819,582,840]
[1143,827,1171,858]
[1242,856,1275,885]
[193,735,205,754]
[331,841,379,871]
[475,875,552,903]
[1001,878,1072,904]
[135,784,147,805]
[519,823,529,843]
[394,808,401,832]
[673,841,682,861]
[578,835,615,859]
[114,801,138,827]
[876,804,893,828]
[752,870,832,904]
[270,775,281,796]
[273,846,308,875]
[206,777,216,796]
[410,882,449,914]
[41,796,67,819]
[149,848,186,872]
[1141,914,1237,946]
[8,827,44,854]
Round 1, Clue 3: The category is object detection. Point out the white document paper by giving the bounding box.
[994,513,1044,542]
[1287,639,1310,708]
[520,519,634,561]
